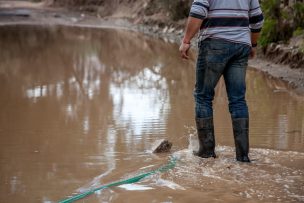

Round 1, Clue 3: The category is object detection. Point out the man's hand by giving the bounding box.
[250,32,259,59]
[250,47,257,59]
[179,17,203,60]
[179,42,191,60]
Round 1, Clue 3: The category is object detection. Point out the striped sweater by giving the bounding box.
[189,0,264,46]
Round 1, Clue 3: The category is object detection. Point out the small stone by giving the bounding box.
[152,139,172,153]
[71,17,78,23]
[53,13,61,18]
[168,27,175,33]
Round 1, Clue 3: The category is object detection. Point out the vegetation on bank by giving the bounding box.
[145,0,192,21]
[259,0,304,48]
[50,0,303,48]
[156,0,304,49]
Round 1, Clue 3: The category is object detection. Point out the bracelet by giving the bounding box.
[182,40,191,44]
[252,43,257,48]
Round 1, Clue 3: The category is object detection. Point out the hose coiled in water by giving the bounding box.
[59,157,177,203]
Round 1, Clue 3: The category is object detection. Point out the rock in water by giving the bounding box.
[152,139,172,153]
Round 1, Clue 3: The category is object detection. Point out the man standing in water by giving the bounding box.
[180,0,264,162]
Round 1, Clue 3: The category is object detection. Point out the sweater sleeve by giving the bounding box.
[189,0,209,20]
[249,0,264,33]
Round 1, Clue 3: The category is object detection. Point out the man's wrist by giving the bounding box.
[182,38,191,44]
[251,43,258,48]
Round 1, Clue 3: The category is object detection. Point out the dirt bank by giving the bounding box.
[0,1,303,95]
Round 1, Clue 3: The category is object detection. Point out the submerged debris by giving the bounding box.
[152,139,172,153]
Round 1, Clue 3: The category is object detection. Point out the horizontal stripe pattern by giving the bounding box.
[193,2,209,11]
[190,0,209,19]
[210,8,248,12]
[201,17,249,29]
[199,27,251,46]
[189,0,264,45]
[208,10,248,18]
[249,19,264,32]
[189,13,205,20]
[249,1,264,33]
[250,6,260,11]
[249,13,264,24]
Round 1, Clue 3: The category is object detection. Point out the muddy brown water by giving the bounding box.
[0,25,303,203]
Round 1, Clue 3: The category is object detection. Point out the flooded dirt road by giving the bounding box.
[0,26,303,203]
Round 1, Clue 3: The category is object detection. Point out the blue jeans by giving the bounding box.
[194,38,251,119]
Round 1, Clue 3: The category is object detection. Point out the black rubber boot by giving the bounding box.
[232,118,250,162]
[193,117,216,158]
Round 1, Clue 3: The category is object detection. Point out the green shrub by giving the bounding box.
[293,3,304,29]
[259,19,277,47]
[258,0,279,47]
[293,27,304,37]
[261,0,280,19]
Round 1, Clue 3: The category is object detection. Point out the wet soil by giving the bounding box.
[0,25,303,203]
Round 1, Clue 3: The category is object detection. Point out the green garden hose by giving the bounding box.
[59,157,177,203]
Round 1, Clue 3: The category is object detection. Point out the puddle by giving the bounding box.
[0,25,303,203]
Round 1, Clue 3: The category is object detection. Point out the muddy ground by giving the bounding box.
[0,1,303,95]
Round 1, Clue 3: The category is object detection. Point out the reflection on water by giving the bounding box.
[0,25,303,203]
[110,66,170,137]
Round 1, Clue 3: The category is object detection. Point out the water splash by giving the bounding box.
[77,135,304,202]
[168,135,304,202]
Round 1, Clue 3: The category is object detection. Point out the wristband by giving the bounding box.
[252,43,257,48]
[182,40,191,44]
